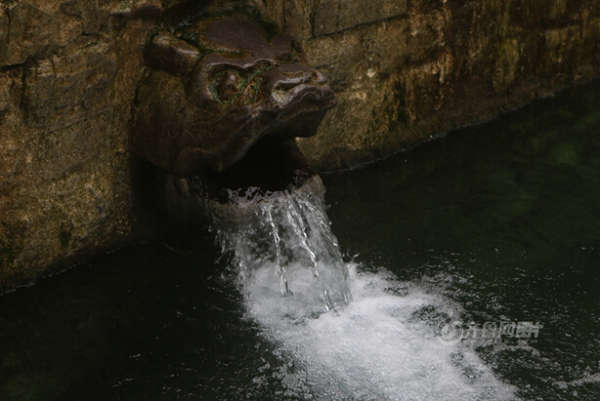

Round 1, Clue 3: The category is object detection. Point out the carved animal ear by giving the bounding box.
[144,32,201,76]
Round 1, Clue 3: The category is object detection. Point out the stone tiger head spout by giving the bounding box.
[131,13,336,184]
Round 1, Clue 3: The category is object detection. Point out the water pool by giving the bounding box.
[1,80,599,401]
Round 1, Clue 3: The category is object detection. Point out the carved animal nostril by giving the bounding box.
[276,81,300,92]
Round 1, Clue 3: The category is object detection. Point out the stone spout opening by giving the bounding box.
[203,134,314,201]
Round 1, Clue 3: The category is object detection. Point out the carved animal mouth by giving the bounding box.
[199,76,335,199]
[200,131,316,204]
[206,77,335,197]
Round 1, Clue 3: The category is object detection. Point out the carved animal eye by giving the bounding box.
[209,68,245,104]
[208,64,270,106]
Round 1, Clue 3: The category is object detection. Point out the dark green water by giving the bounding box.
[1,80,600,401]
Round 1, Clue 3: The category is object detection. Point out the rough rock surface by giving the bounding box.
[0,0,164,291]
[255,0,600,170]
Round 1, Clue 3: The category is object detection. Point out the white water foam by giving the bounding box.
[211,180,518,401]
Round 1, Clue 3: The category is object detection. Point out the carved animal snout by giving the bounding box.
[268,65,335,111]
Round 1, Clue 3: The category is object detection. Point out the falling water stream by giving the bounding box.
[1,81,599,401]
[209,178,518,401]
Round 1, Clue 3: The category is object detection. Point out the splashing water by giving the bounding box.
[212,178,352,317]
[210,178,518,401]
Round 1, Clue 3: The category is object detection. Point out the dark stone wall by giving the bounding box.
[0,0,167,291]
[254,0,600,169]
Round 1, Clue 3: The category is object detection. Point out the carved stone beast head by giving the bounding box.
[131,14,336,177]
